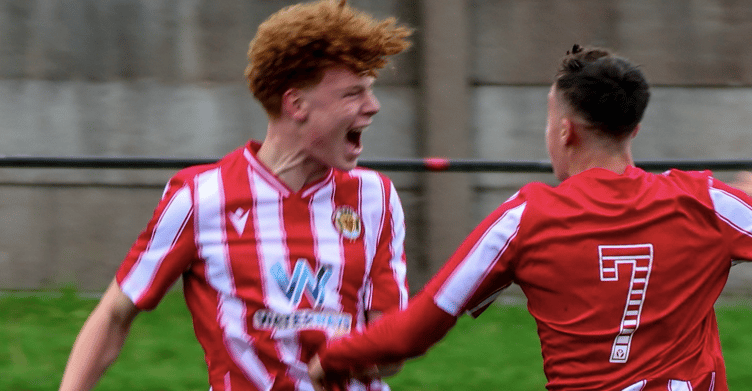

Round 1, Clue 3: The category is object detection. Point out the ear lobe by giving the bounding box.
[281,88,308,122]
[631,124,640,139]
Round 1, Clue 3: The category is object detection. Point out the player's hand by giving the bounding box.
[730,171,752,196]
[374,361,403,378]
[350,364,379,384]
[308,354,347,391]
[308,354,381,391]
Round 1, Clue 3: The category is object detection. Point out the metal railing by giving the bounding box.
[2,156,752,172]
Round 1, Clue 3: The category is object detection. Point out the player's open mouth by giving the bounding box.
[346,128,363,149]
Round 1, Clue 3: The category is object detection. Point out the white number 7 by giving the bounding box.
[599,244,654,363]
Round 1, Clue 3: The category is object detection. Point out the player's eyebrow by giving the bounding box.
[341,85,367,95]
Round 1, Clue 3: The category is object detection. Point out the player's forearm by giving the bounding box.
[364,310,404,378]
[59,307,132,391]
[319,291,456,373]
[59,280,139,391]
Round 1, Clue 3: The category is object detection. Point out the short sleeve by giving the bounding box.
[426,191,526,318]
[116,174,198,310]
[709,177,752,262]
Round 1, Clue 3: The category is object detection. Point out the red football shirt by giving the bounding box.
[321,166,752,391]
[116,141,409,391]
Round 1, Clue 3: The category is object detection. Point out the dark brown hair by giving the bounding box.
[555,44,650,138]
[245,0,412,118]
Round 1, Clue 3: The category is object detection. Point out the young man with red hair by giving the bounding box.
[59,1,412,390]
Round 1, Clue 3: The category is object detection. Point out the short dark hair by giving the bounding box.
[555,44,650,138]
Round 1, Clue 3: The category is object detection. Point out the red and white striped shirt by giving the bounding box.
[320,166,752,390]
[117,141,408,391]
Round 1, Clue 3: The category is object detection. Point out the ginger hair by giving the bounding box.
[245,0,412,118]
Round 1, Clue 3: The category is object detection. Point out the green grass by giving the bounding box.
[0,289,206,391]
[2,290,752,390]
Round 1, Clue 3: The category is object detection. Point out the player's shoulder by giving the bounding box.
[660,168,713,181]
[489,182,554,213]
[516,181,558,201]
[656,168,714,193]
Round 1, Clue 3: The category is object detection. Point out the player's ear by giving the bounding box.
[281,88,308,122]
[561,117,578,146]
[630,124,640,139]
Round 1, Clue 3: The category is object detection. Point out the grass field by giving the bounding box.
[2,290,752,390]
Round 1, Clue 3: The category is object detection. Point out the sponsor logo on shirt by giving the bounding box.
[253,309,352,336]
[332,206,362,240]
[271,259,332,307]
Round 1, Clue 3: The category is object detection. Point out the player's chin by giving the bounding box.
[337,159,359,172]
[334,154,360,171]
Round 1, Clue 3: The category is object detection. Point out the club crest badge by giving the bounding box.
[332,206,362,240]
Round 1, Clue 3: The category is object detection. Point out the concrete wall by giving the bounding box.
[470,0,752,85]
[2,0,752,298]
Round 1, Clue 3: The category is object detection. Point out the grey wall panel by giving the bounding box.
[635,87,752,159]
[0,0,419,84]
[473,85,752,164]
[471,0,752,85]
[0,185,166,290]
[0,80,265,158]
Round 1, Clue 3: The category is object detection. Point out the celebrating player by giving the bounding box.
[308,45,752,391]
[59,1,412,390]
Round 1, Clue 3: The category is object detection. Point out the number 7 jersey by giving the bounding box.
[428,166,752,390]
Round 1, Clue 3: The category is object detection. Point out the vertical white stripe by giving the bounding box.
[710,187,752,235]
[251,169,293,313]
[435,203,526,316]
[354,170,383,319]
[356,170,384,274]
[121,185,192,303]
[310,182,344,313]
[196,169,273,391]
[387,183,409,309]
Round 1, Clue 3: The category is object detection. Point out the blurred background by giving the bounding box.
[1,0,752,299]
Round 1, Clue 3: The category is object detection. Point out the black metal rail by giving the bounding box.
[1,156,752,172]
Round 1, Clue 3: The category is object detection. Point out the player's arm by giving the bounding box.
[309,291,457,391]
[710,174,752,264]
[365,310,402,377]
[59,278,141,391]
